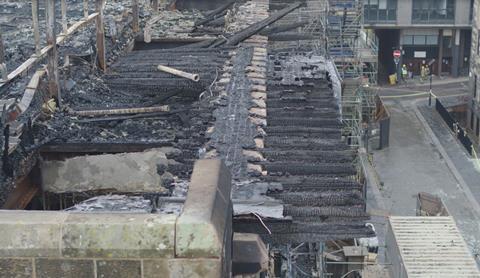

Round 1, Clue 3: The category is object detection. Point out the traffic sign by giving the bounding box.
[393,50,401,59]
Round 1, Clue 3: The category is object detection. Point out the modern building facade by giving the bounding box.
[364,0,473,83]
[467,0,480,145]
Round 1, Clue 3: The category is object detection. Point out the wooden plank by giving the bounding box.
[16,69,46,113]
[46,0,61,107]
[152,0,159,12]
[95,0,106,71]
[132,0,139,33]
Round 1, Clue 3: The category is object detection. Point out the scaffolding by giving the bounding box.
[325,0,379,147]
[267,0,329,57]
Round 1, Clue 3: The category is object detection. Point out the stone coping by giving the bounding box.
[0,159,232,261]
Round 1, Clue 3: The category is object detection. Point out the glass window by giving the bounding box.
[412,0,455,23]
[425,35,438,45]
[403,35,414,45]
[414,35,426,45]
[364,0,397,23]
[379,0,387,9]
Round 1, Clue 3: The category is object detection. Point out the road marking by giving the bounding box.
[381,92,467,99]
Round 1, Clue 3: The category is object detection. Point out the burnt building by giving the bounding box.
[0,0,374,277]
[364,0,474,83]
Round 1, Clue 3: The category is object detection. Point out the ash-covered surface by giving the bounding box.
[32,48,232,185]
[0,0,151,72]
[234,53,372,245]
[209,46,257,179]
[0,1,227,207]
[0,0,150,205]
[65,194,153,213]
[64,194,185,215]
[147,9,207,38]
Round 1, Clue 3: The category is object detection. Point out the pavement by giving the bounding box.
[365,79,480,266]
[417,102,480,259]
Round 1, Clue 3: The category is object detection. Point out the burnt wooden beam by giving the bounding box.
[2,173,39,210]
[193,0,235,27]
[61,0,68,33]
[2,125,12,177]
[46,0,61,108]
[225,2,302,46]
[39,142,172,154]
[0,31,6,81]
[152,0,159,12]
[95,0,106,71]
[32,0,41,56]
[132,0,139,33]
[16,69,46,114]
[69,105,170,117]
[83,0,89,18]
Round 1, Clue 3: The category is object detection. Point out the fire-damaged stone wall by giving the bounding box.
[0,159,232,278]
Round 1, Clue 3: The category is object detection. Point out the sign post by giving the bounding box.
[393,50,401,63]
[393,49,401,83]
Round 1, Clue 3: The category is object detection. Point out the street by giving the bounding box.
[367,78,480,264]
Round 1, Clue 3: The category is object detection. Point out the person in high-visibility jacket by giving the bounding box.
[401,64,408,82]
[420,65,426,82]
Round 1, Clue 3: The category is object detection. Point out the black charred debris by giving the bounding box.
[0,0,371,251]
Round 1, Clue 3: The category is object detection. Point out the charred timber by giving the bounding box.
[262,162,356,176]
[224,2,302,46]
[194,0,235,27]
[264,137,349,150]
[39,142,173,154]
[260,20,310,35]
[284,205,368,218]
[267,118,341,128]
[261,149,355,163]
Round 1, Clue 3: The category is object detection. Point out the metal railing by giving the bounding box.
[412,8,455,24]
[363,8,397,23]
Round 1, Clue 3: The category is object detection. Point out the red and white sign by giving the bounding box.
[393,50,401,58]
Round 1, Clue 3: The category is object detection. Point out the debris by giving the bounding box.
[157,64,200,82]
[69,105,170,117]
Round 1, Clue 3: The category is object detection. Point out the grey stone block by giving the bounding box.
[143,259,221,278]
[41,149,169,193]
[142,260,170,277]
[0,258,33,278]
[35,259,94,278]
[176,159,232,258]
[62,213,176,258]
[0,211,66,257]
[96,260,141,278]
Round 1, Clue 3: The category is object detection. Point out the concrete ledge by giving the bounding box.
[62,213,176,258]
[143,258,221,278]
[0,211,66,257]
[175,159,232,258]
[0,211,176,259]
